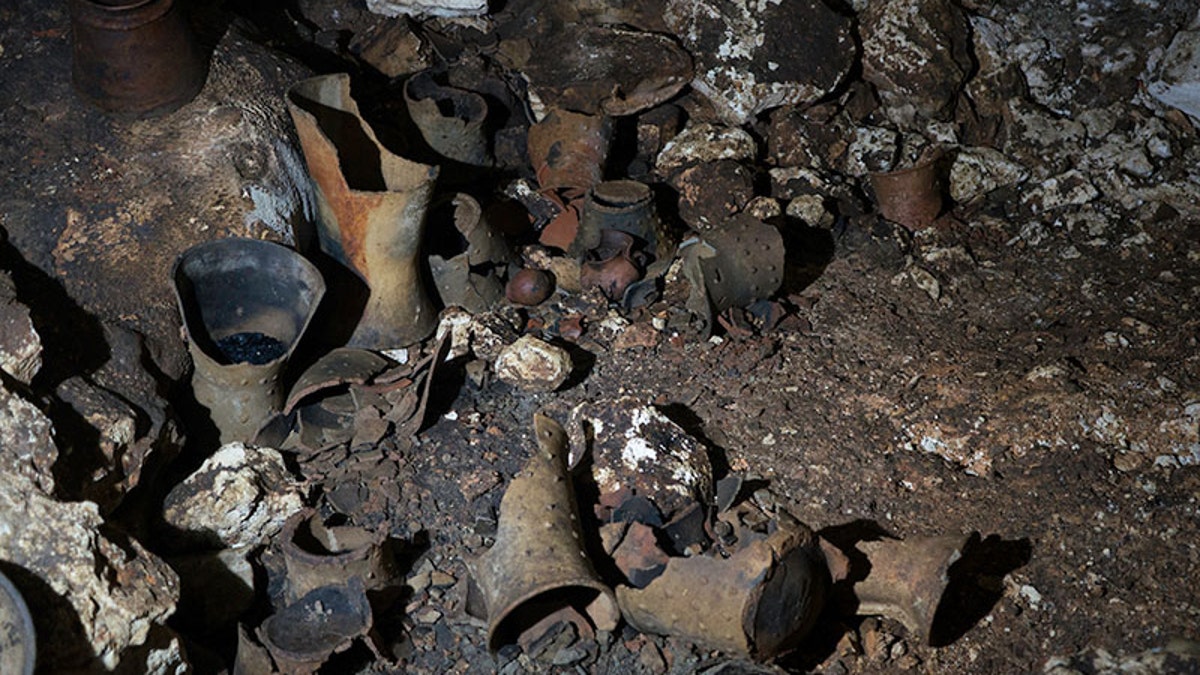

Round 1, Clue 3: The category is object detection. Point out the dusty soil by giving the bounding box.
[1,0,1199,674]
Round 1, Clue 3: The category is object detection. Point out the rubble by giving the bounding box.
[859,0,971,125]
[162,442,305,549]
[366,0,487,19]
[0,474,181,671]
[1147,17,1200,121]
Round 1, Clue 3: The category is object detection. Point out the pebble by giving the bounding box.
[412,606,443,624]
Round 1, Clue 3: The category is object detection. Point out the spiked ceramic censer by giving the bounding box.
[173,238,325,444]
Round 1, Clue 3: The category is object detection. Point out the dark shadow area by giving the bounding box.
[778,217,836,296]
[291,248,371,360]
[930,533,1032,647]
[0,231,109,393]
[557,341,597,391]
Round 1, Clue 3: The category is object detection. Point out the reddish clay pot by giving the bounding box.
[869,150,945,230]
[70,0,208,117]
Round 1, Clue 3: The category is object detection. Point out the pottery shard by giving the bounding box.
[860,0,972,124]
[0,473,180,671]
[163,442,305,549]
[494,335,572,392]
[664,0,855,124]
[0,271,41,384]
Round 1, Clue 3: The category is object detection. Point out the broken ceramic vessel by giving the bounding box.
[852,534,970,643]
[427,193,515,313]
[173,238,325,444]
[617,513,830,660]
[680,214,785,335]
[287,73,439,350]
[471,413,620,651]
[404,70,491,166]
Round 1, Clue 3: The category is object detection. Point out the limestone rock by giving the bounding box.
[1148,21,1200,121]
[949,146,1030,204]
[0,474,180,671]
[655,123,757,177]
[0,380,57,495]
[567,398,713,521]
[664,0,855,124]
[163,442,305,550]
[0,270,40,384]
[54,324,183,514]
[365,0,487,18]
[860,0,972,125]
[494,335,572,392]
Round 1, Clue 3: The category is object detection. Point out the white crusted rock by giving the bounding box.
[0,474,180,671]
[0,379,57,494]
[664,0,854,124]
[656,123,757,176]
[949,146,1030,204]
[1146,18,1200,121]
[365,0,486,18]
[860,0,972,124]
[162,442,305,549]
[493,335,572,393]
[567,397,713,520]
[0,271,40,384]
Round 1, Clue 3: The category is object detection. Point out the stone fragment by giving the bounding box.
[656,123,757,176]
[948,146,1029,204]
[664,0,854,124]
[1021,170,1100,213]
[567,398,713,521]
[860,0,971,125]
[350,18,430,78]
[843,126,900,177]
[0,380,57,494]
[786,195,834,228]
[1148,22,1200,121]
[163,442,305,549]
[0,474,180,671]
[0,271,40,383]
[365,0,486,18]
[519,25,692,118]
[494,335,572,392]
[671,160,755,230]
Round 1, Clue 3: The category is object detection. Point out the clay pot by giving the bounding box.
[70,0,208,117]
[287,73,440,349]
[172,238,325,444]
[869,149,945,230]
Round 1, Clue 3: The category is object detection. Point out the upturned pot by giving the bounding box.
[69,0,208,117]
